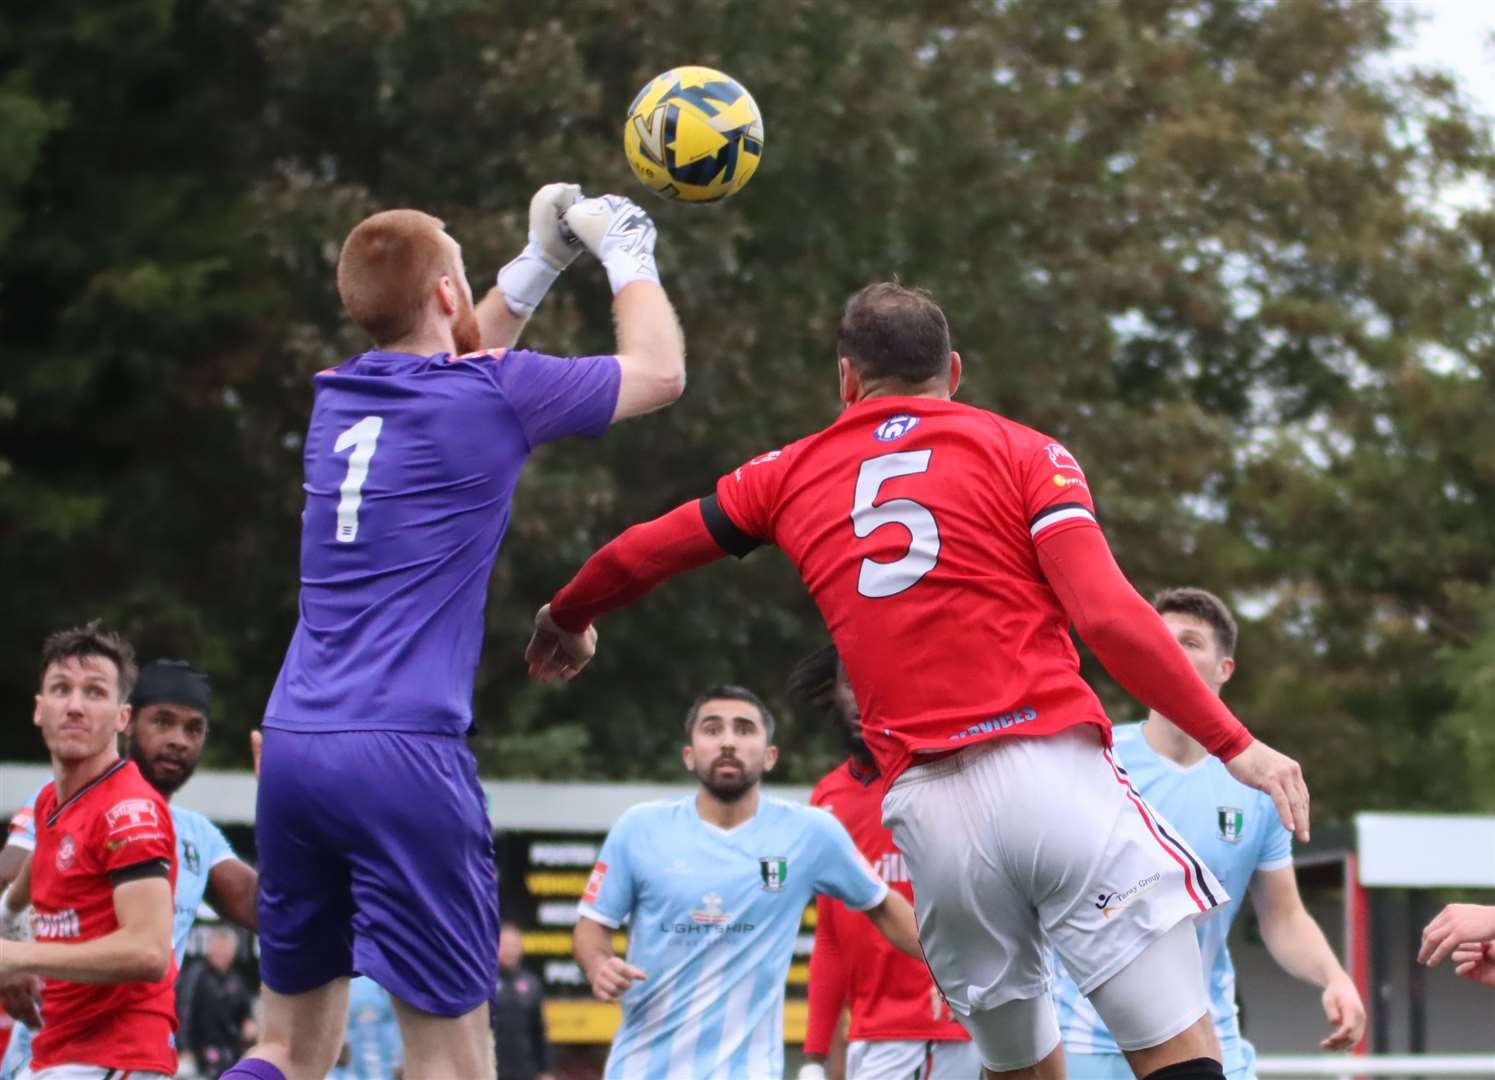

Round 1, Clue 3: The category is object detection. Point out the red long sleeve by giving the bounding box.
[549,500,728,633]
[1036,525,1254,761]
[804,894,848,1056]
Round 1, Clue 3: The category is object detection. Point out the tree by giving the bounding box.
[4,0,1492,815]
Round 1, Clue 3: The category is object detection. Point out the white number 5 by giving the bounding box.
[852,451,940,598]
[333,415,383,542]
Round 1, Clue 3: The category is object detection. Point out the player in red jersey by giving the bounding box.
[525,283,1312,1080]
[0,624,178,1080]
[791,644,979,1080]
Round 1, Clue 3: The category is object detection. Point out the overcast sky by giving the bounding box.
[1395,0,1494,119]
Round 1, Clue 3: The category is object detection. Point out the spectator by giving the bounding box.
[185,926,257,1079]
[337,975,403,1080]
[491,922,554,1080]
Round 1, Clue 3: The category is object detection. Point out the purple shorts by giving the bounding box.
[255,728,499,1016]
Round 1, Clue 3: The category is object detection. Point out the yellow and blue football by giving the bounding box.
[624,66,764,202]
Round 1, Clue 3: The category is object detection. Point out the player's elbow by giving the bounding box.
[648,364,686,410]
[128,935,173,981]
[652,345,687,403]
[664,365,686,403]
[1073,606,1131,653]
[613,355,686,421]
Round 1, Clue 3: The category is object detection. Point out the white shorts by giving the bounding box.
[881,725,1225,1012]
[18,1067,173,1080]
[845,1038,983,1079]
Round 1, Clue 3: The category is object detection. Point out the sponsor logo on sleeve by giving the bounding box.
[581,861,608,905]
[734,449,782,482]
[1044,442,1085,475]
[105,798,160,835]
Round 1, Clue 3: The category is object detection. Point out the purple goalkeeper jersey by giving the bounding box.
[264,347,621,735]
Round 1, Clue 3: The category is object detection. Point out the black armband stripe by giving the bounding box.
[110,858,171,886]
[700,495,762,559]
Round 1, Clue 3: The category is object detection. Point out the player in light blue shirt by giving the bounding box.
[572,685,922,1080]
[0,660,259,1080]
[1050,589,1365,1078]
[328,976,403,1080]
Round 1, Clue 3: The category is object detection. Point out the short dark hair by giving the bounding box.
[40,621,138,702]
[786,644,838,718]
[835,282,952,385]
[1153,587,1238,657]
[684,685,776,741]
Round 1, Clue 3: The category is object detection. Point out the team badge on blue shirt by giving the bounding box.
[759,856,788,891]
[1217,807,1244,843]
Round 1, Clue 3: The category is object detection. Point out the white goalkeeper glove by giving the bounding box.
[496,182,585,317]
[562,194,660,295]
[796,1063,827,1080]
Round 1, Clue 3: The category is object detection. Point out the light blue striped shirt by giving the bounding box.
[1050,723,1292,1076]
[580,795,887,1080]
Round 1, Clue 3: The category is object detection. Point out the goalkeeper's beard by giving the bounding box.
[452,289,481,355]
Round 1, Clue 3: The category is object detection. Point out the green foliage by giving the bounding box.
[3,0,1493,817]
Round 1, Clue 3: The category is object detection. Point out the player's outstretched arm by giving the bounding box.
[563,195,686,421]
[526,499,730,681]
[573,914,645,1002]
[1250,867,1365,1049]
[525,603,598,683]
[0,875,172,984]
[481,182,586,348]
[1419,902,1495,967]
[1036,524,1311,841]
[863,889,922,961]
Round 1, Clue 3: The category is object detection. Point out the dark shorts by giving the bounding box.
[255,728,499,1017]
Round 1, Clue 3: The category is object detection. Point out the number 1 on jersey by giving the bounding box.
[333,415,383,543]
[852,450,940,597]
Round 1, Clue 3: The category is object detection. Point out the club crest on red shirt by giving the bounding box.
[56,832,77,872]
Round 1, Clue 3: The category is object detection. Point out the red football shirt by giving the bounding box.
[30,758,178,1075]
[806,760,969,1050]
[715,396,1110,784]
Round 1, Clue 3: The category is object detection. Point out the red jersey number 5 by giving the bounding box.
[852,451,940,598]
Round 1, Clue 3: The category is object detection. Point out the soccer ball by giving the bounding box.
[623,66,764,202]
